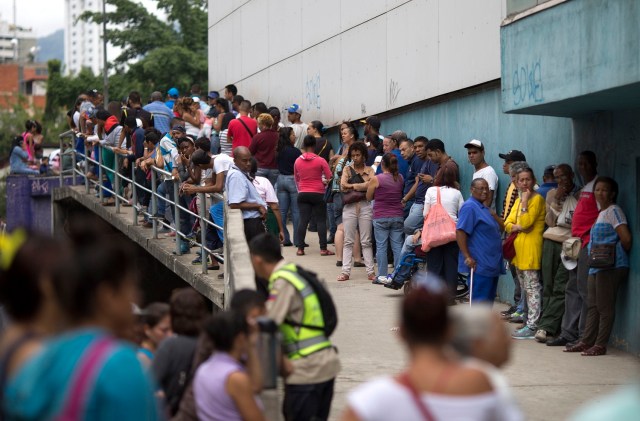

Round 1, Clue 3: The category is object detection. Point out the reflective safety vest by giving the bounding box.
[269,263,332,360]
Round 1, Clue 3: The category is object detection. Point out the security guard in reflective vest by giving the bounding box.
[250,233,340,421]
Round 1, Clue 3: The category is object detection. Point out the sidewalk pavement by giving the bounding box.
[282,230,640,421]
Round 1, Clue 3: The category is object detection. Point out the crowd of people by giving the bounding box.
[31,83,634,350]
[1,81,633,420]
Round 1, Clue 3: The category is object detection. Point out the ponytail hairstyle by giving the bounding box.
[382,153,399,181]
[277,127,294,153]
[309,120,324,136]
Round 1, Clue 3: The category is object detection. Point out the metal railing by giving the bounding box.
[59,131,224,275]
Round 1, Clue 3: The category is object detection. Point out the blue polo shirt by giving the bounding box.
[143,101,173,135]
[456,197,503,277]
[414,159,438,204]
[225,165,267,219]
[404,154,424,195]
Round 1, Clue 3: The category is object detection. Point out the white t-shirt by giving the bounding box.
[473,165,499,210]
[252,176,278,203]
[291,122,309,149]
[423,186,465,222]
[213,154,234,174]
[348,376,521,421]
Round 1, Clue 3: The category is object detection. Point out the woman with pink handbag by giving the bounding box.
[421,166,464,301]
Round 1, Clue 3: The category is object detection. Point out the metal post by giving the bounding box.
[199,193,207,274]
[58,134,63,187]
[173,180,181,256]
[132,163,138,226]
[151,170,158,239]
[114,152,121,213]
[84,138,90,194]
[98,146,104,202]
[71,142,77,185]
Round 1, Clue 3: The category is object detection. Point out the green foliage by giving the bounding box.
[0,101,33,156]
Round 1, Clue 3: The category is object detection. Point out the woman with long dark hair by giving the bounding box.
[307,120,334,163]
[367,153,405,283]
[294,135,334,256]
[212,98,236,155]
[9,136,38,175]
[276,127,302,247]
[338,141,375,281]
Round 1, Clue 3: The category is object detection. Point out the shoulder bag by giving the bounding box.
[502,211,518,261]
[421,187,457,252]
[589,243,616,268]
[396,372,437,421]
[342,167,366,205]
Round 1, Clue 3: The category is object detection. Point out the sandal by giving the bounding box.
[320,249,335,256]
[337,273,350,282]
[354,261,365,267]
[581,345,607,356]
[367,273,377,282]
[564,342,590,353]
[101,198,116,207]
[336,260,342,267]
[296,248,305,256]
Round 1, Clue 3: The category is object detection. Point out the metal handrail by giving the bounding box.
[60,132,224,275]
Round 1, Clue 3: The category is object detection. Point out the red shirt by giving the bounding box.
[249,128,278,169]
[572,179,600,246]
[227,116,258,152]
[294,153,332,194]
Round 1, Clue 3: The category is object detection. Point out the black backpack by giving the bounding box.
[286,265,338,337]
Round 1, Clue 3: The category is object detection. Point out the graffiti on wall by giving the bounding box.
[305,73,321,111]
[388,79,401,108]
[512,60,544,106]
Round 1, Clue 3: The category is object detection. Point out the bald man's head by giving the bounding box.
[234,146,252,172]
[150,91,163,102]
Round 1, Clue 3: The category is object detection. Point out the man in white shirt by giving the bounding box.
[465,139,498,210]
[287,103,308,149]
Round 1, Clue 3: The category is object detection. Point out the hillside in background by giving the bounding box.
[37,29,64,63]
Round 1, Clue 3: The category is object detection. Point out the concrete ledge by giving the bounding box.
[223,196,256,308]
[53,185,225,308]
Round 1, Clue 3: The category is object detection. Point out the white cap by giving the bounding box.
[464,139,484,150]
[560,251,578,270]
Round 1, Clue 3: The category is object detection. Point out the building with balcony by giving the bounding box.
[64,0,103,75]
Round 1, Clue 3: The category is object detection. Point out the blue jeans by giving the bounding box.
[373,217,404,276]
[277,174,300,246]
[257,168,279,187]
[390,235,421,285]
[404,203,424,235]
[327,202,337,237]
[210,134,220,154]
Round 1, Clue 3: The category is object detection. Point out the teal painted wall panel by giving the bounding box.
[330,86,573,304]
[573,109,640,355]
[501,0,640,115]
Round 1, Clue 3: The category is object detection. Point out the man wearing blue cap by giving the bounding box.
[165,87,179,110]
[287,104,308,149]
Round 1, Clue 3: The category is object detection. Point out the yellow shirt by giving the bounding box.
[505,193,546,270]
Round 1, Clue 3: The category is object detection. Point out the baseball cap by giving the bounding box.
[544,165,556,177]
[167,87,179,98]
[498,150,526,162]
[287,104,302,115]
[207,91,220,99]
[171,125,186,133]
[464,139,484,150]
[359,116,381,130]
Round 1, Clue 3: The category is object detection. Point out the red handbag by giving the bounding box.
[502,231,518,261]
[421,187,457,252]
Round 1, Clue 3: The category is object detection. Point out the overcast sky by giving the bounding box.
[0,0,162,38]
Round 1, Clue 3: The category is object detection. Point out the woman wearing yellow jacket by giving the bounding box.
[505,166,546,339]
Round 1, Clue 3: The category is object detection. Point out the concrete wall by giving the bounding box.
[209,0,505,126]
[573,109,640,354]
[501,0,640,117]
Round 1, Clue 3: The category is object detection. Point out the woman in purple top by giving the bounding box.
[193,312,265,421]
[367,153,405,283]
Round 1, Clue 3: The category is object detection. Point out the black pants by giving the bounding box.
[243,217,266,243]
[283,378,335,421]
[297,193,327,250]
[426,241,460,299]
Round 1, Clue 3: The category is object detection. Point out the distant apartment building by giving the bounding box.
[64,0,103,75]
[0,16,37,64]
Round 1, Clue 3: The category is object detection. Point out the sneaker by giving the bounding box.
[500,306,517,316]
[508,312,524,323]
[383,281,403,290]
[512,326,536,339]
[535,329,548,343]
[372,275,390,285]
